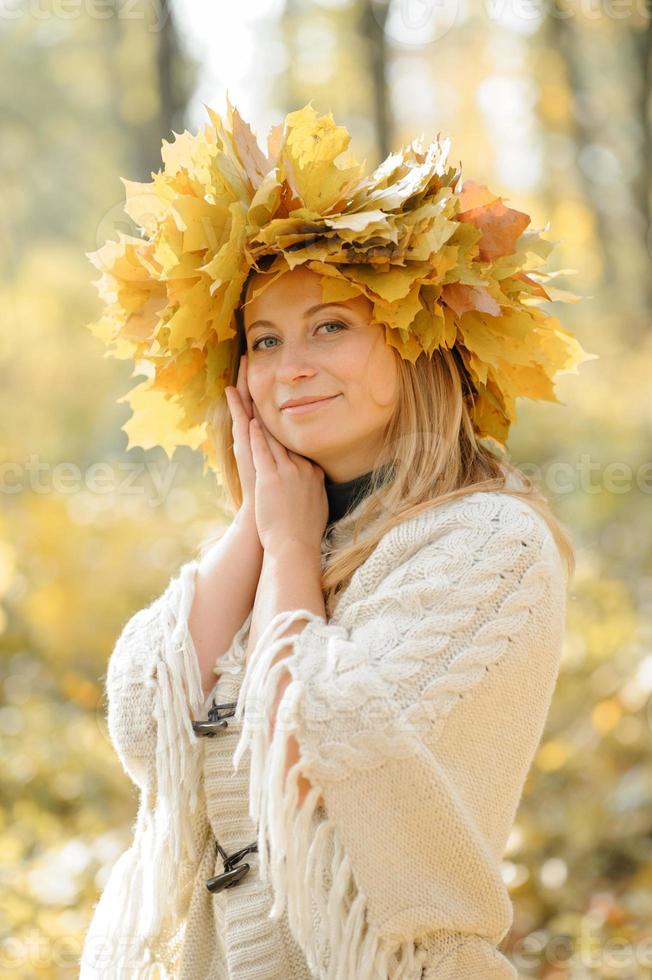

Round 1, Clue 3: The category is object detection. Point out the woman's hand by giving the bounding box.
[224,354,257,515]
[248,405,329,555]
[226,357,328,553]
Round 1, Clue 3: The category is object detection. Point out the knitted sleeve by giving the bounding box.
[105,560,208,800]
[231,493,569,980]
[81,558,237,977]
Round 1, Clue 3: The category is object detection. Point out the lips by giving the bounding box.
[281,394,340,415]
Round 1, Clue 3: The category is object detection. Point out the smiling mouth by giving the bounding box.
[281,394,341,415]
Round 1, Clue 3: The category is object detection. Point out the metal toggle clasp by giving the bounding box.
[205,839,259,893]
[192,698,237,738]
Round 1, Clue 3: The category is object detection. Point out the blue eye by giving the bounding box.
[250,320,346,353]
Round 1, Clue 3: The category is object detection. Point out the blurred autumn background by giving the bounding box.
[1,0,651,976]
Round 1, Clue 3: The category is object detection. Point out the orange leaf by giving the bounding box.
[457,180,531,261]
[513,271,551,300]
[441,283,502,317]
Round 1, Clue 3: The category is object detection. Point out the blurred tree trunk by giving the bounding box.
[156,0,187,144]
[545,14,614,293]
[359,0,391,160]
[280,0,394,168]
[129,0,191,180]
[547,10,652,313]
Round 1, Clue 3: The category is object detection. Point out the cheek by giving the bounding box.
[247,366,283,432]
[360,339,399,409]
[244,363,268,403]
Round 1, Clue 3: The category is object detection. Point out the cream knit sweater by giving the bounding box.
[79,489,568,979]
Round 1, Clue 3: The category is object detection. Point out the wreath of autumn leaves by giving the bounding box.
[85,96,595,481]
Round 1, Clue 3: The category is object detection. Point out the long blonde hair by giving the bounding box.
[207,271,576,614]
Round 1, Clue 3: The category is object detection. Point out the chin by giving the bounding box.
[283,434,335,458]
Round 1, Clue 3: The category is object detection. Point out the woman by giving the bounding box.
[79,102,591,979]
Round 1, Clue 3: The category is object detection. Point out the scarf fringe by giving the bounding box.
[143,560,206,936]
[81,561,206,977]
[232,609,430,980]
[79,809,177,978]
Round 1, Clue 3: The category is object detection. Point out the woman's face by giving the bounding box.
[242,265,399,483]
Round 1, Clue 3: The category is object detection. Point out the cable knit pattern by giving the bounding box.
[269,494,559,777]
[232,491,568,978]
[79,489,568,979]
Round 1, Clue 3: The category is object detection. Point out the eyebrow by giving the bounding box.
[245,302,353,335]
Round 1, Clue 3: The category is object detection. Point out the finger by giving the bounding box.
[249,418,276,473]
[286,448,307,463]
[284,444,315,470]
[237,354,254,418]
[225,386,248,436]
[226,387,256,472]
[251,403,290,469]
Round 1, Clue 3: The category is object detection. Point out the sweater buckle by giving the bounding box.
[192,698,237,737]
[206,840,258,893]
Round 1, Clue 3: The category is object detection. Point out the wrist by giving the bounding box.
[234,506,262,546]
[264,536,321,568]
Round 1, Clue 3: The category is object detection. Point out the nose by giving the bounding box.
[273,340,319,385]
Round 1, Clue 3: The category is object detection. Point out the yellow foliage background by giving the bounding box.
[1,2,650,977]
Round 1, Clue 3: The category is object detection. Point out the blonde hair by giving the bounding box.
[206,269,576,615]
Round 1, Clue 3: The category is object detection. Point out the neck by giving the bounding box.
[324,462,393,527]
[319,444,389,485]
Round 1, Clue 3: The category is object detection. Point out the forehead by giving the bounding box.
[242,266,370,323]
[244,266,329,316]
